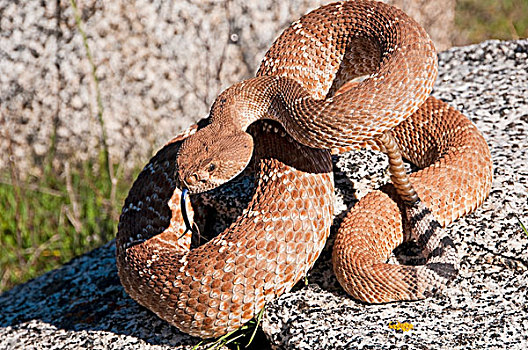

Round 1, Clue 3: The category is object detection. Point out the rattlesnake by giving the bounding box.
[116,0,492,339]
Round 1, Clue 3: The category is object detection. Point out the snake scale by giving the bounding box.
[116,0,492,338]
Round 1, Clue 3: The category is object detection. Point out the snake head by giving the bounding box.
[177,124,254,194]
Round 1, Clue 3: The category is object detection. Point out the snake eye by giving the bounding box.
[208,163,216,172]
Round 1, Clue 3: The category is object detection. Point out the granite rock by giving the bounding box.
[0,241,215,350]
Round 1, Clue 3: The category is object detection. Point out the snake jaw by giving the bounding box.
[181,168,211,190]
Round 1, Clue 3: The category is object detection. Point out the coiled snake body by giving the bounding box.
[116,0,492,338]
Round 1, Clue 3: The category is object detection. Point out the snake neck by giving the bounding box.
[210,75,343,152]
[209,76,304,131]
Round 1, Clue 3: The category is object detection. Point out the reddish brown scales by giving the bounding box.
[117,121,334,338]
[117,0,492,340]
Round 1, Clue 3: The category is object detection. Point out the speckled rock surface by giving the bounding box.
[0,241,217,350]
[0,38,526,350]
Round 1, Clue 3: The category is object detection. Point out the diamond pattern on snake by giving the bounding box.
[116,0,492,338]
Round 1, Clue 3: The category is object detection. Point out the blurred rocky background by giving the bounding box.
[1,0,527,292]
